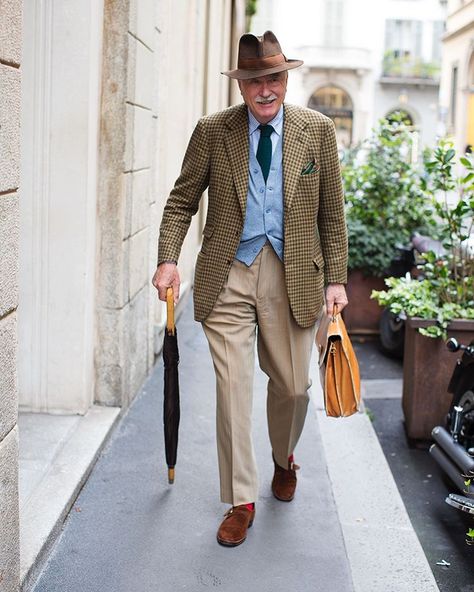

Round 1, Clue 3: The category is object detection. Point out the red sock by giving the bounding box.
[244,502,255,511]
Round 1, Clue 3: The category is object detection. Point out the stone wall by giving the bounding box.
[0,0,21,588]
[96,0,244,407]
[439,0,474,154]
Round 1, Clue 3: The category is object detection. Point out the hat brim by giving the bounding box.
[222,59,303,80]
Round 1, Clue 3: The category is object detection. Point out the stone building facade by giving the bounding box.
[0,0,22,589]
[439,0,474,154]
[252,0,446,149]
[1,0,245,588]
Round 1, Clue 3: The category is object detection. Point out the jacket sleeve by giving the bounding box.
[157,118,210,264]
[317,118,348,284]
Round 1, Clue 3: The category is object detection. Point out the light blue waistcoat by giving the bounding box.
[235,128,284,266]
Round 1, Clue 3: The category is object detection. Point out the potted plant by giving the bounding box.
[373,140,474,440]
[342,115,435,333]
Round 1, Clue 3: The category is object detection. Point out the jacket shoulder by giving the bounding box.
[198,104,247,129]
[284,103,334,130]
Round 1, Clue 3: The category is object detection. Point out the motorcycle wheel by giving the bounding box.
[379,308,405,359]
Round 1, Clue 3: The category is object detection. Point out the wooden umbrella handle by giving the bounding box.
[166,287,175,334]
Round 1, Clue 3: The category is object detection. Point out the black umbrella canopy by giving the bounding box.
[163,288,180,484]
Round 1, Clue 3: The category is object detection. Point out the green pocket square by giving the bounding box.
[301,159,320,175]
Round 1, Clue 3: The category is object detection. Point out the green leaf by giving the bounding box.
[445,148,456,161]
[462,173,474,183]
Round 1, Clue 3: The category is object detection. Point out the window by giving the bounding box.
[384,19,441,79]
[469,52,474,88]
[385,110,414,126]
[450,65,458,127]
[432,21,445,64]
[324,0,345,48]
[308,86,353,147]
[385,19,422,60]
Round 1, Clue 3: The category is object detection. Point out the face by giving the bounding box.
[238,71,288,124]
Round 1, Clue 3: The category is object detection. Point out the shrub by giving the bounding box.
[343,115,435,276]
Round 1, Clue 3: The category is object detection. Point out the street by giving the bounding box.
[31,298,354,592]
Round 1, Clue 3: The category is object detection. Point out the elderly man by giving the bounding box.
[152,31,348,547]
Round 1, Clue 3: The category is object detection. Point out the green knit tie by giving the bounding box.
[256,124,274,183]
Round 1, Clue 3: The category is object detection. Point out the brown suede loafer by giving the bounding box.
[271,455,299,502]
[216,505,255,547]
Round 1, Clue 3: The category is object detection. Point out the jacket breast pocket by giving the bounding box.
[299,170,320,182]
[298,171,320,196]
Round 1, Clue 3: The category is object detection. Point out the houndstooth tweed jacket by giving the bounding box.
[158,103,348,328]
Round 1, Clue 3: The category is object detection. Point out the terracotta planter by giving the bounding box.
[343,270,385,335]
[402,317,474,441]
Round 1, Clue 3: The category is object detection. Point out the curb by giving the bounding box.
[20,405,121,591]
[310,363,440,592]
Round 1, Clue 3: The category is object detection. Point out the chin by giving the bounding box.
[256,106,277,122]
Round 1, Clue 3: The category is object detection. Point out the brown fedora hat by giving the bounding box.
[222,30,303,80]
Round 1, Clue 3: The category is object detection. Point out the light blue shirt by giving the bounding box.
[235,106,284,266]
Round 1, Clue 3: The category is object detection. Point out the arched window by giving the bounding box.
[308,86,353,147]
[384,109,419,162]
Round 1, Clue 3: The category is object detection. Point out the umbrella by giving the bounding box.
[163,287,180,484]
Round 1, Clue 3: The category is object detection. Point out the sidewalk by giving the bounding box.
[29,298,439,592]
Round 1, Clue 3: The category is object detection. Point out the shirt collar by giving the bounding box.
[248,105,284,137]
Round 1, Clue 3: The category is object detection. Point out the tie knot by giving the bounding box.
[258,124,274,138]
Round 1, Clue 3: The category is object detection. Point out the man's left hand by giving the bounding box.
[325,283,348,316]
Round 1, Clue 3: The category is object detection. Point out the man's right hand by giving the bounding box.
[152,263,180,304]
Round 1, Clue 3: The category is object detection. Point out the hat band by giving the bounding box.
[238,53,286,70]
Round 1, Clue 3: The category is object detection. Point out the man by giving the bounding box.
[152,31,348,547]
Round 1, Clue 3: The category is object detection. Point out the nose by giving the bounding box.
[259,81,271,96]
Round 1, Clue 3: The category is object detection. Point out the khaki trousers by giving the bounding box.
[202,244,317,506]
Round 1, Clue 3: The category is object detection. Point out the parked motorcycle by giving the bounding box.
[378,233,445,358]
[430,338,474,494]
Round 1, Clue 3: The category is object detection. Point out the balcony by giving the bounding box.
[380,52,440,86]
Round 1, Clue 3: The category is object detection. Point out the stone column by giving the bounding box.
[95,0,132,406]
[96,0,159,406]
[0,0,22,588]
[19,0,104,414]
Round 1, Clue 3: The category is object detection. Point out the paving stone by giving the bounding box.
[0,65,20,191]
[0,312,17,441]
[0,193,19,317]
[0,0,22,65]
[128,227,149,300]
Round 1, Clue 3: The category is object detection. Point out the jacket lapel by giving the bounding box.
[224,105,249,219]
[283,104,309,215]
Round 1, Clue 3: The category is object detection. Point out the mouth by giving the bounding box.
[257,99,276,106]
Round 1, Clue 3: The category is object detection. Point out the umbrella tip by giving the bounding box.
[168,467,175,484]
